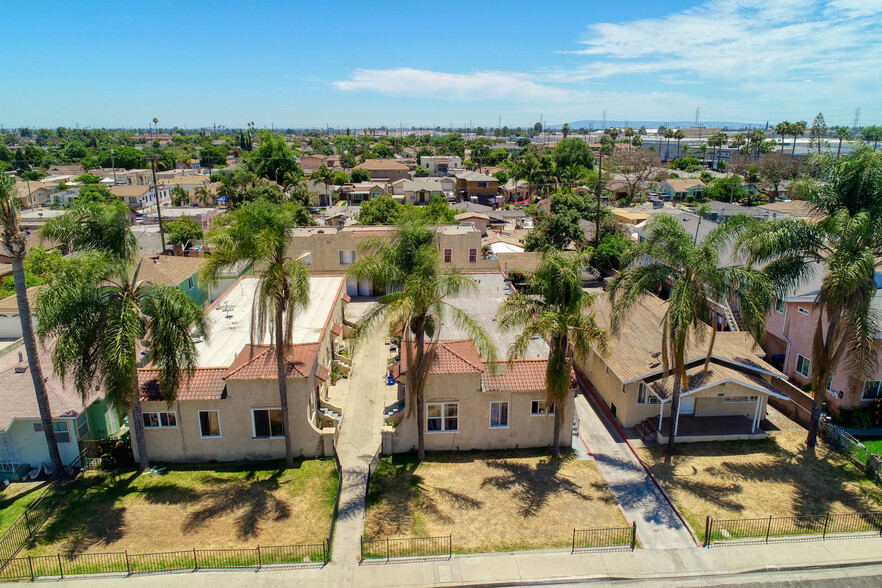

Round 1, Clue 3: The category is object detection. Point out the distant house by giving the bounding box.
[135,254,210,307]
[353,159,411,183]
[757,200,825,221]
[700,201,769,223]
[503,179,529,202]
[577,294,790,444]
[13,182,53,209]
[454,171,499,205]
[391,178,455,204]
[658,179,705,200]
[420,156,462,174]
[454,212,491,236]
[339,182,387,204]
[45,164,86,177]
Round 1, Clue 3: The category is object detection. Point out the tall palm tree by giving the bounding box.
[38,255,208,471]
[496,252,608,457]
[349,218,495,461]
[0,179,63,475]
[791,121,807,156]
[192,184,215,207]
[170,185,189,207]
[775,122,791,153]
[673,129,686,159]
[310,164,334,207]
[835,127,851,158]
[201,200,311,466]
[737,148,882,447]
[609,214,775,452]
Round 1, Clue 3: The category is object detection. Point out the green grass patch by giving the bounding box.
[0,481,49,530]
[856,438,882,455]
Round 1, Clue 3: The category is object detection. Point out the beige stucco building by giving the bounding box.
[133,275,347,463]
[577,295,790,443]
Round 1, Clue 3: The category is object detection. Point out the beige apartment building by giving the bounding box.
[287,225,499,296]
[133,275,347,463]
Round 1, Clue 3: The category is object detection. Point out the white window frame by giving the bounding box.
[489,401,510,429]
[468,248,477,263]
[53,421,71,443]
[795,354,811,378]
[33,423,43,433]
[774,299,785,314]
[198,410,222,438]
[338,249,356,265]
[187,276,195,290]
[636,382,661,405]
[251,407,284,438]
[443,248,452,263]
[724,395,759,403]
[861,381,882,402]
[426,402,459,433]
[301,250,312,266]
[75,412,89,440]
[530,400,554,415]
[142,411,178,428]
[797,307,809,316]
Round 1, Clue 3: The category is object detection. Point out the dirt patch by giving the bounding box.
[639,427,882,540]
[365,450,625,553]
[23,459,338,555]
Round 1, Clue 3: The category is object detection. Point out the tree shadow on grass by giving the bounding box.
[480,458,588,518]
[365,455,421,537]
[417,485,483,525]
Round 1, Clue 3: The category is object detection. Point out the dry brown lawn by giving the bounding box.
[364,450,626,553]
[22,459,338,556]
[639,426,882,540]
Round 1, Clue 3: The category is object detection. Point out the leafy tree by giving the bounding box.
[97,146,144,169]
[525,209,584,251]
[757,152,801,203]
[605,149,664,205]
[74,173,101,185]
[350,168,372,183]
[672,157,701,171]
[202,201,313,466]
[246,134,302,182]
[415,165,430,178]
[610,214,775,452]
[0,182,64,475]
[810,112,827,154]
[20,170,46,181]
[348,219,495,460]
[592,233,630,271]
[358,195,402,225]
[493,170,508,185]
[165,217,203,246]
[516,137,531,147]
[553,138,594,171]
[859,125,882,150]
[496,251,608,457]
[415,195,456,224]
[77,184,121,206]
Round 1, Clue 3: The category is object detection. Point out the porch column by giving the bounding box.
[751,396,761,433]
[674,400,681,436]
[658,402,664,432]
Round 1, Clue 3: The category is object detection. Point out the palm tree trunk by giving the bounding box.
[130,393,150,471]
[551,402,562,458]
[666,371,682,454]
[806,307,839,448]
[837,138,843,158]
[414,326,427,462]
[791,135,797,156]
[276,305,294,467]
[13,261,63,476]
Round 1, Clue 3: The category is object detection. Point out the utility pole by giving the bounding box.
[148,157,167,254]
[595,149,603,249]
[110,148,117,185]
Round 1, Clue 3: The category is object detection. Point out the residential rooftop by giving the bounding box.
[192,275,344,367]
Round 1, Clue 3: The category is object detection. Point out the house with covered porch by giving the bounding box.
[576,295,790,443]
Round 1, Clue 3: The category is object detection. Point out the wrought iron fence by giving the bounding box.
[819,419,882,483]
[572,523,637,552]
[705,512,882,546]
[0,542,329,580]
[360,536,452,561]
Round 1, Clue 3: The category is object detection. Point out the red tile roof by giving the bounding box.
[316,365,330,382]
[342,294,351,303]
[138,368,228,402]
[224,344,319,380]
[482,360,574,392]
[397,339,485,378]
[330,323,342,337]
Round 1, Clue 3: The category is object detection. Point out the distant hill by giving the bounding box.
[549,120,767,131]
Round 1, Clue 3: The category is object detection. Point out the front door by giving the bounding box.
[679,396,695,415]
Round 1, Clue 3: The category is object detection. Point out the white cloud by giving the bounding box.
[333,68,575,103]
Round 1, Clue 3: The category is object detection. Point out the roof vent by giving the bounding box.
[15,365,28,374]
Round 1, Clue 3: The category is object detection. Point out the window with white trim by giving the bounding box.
[468,248,477,263]
[187,276,195,290]
[427,402,458,432]
[530,400,555,415]
[489,401,509,428]
[795,354,811,378]
[724,395,759,403]
[636,383,661,405]
[143,411,177,428]
[797,307,809,316]
[252,408,284,438]
[774,299,785,314]
[53,421,71,443]
[76,412,89,440]
[862,381,882,401]
[443,248,452,263]
[301,250,312,265]
[199,410,221,437]
[33,423,43,433]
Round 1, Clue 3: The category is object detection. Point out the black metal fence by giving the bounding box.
[704,512,882,546]
[360,536,452,561]
[0,542,329,580]
[572,523,637,552]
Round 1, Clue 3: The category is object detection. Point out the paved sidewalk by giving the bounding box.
[574,386,696,550]
[50,536,882,587]
[331,327,389,564]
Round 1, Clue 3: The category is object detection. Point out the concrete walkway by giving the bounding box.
[574,384,696,550]
[331,327,389,564]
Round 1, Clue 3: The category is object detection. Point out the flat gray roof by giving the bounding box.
[438,273,548,360]
[194,275,343,367]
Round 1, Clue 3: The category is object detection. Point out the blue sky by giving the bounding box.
[4,0,880,129]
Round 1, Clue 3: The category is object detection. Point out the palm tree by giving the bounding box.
[310,164,334,207]
[42,199,137,260]
[673,129,686,159]
[608,128,620,151]
[791,121,807,156]
[737,148,882,447]
[192,184,215,207]
[609,214,775,452]
[38,255,208,471]
[152,117,159,140]
[0,180,63,475]
[775,122,791,153]
[201,200,311,466]
[835,127,851,158]
[561,123,570,139]
[496,251,608,457]
[663,128,675,161]
[348,218,495,461]
[170,185,189,206]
